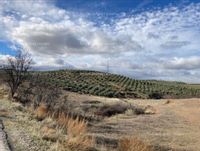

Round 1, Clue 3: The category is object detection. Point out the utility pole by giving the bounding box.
[106,58,110,74]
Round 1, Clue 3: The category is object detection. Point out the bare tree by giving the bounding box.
[3,51,32,98]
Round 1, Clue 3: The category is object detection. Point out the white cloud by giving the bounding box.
[0,54,12,66]
[164,57,200,70]
[0,0,200,82]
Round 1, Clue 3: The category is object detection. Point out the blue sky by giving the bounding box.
[0,41,16,55]
[56,0,199,13]
[0,0,200,83]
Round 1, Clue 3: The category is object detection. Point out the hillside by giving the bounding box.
[35,70,200,99]
[2,85,200,151]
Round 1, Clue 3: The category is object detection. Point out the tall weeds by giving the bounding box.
[54,112,94,151]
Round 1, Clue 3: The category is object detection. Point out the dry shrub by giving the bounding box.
[56,112,68,126]
[118,137,153,151]
[63,136,95,151]
[55,113,94,151]
[35,104,48,121]
[95,103,151,117]
[56,113,87,137]
[133,107,145,115]
[67,117,87,138]
[96,103,128,117]
[0,109,10,117]
[125,109,135,116]
[144,105,156,114]
[41,125,58,142]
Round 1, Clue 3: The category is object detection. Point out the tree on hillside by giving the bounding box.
[3,51,32,98]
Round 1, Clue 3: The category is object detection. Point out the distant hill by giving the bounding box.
[33,69,200,99]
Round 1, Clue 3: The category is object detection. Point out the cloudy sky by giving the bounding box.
[0,0,200,83]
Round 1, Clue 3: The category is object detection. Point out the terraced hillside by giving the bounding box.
[35,70,200,99]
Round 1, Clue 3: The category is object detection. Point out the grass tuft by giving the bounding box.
[63,136,95,151]
[35,104,48,121]
[55,112,94,150]
[41,125,58,142]
[118,137,153,151]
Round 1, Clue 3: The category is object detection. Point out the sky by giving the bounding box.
[0,0,200,83]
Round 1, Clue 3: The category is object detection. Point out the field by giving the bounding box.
[35,70,200,99]
[1,70,200,151]
[1,85,200,151]
[68,94,200,151]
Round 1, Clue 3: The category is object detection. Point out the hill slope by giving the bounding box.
[36,70,200,99]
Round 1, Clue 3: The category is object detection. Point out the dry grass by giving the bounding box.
[63,136,94,151]
[67,118,87,137]
[67,117,88,138]
[0,109,10,117]
[34,104,94,150]
[35,104,48,121]
[41,125,58,142]
[56,113,87,137]
[2,85,200,151]
[144,105,156,114]
[55,113,94,151]
[118,137,153,151]
[0,85,9,99]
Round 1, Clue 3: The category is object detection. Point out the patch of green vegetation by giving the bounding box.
[33,70,200,99]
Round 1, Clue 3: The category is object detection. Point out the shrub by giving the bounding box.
[35,104,48,121]
[55,113,94,151]
[41,126,58,142]
[148,92,163,99]
[144,105,156,114]
[56,113,88,137]
[96,103,128,117]
[63,136,94,151]
[118,137,153,151]
[125,106,145,115]
[106,91,115,97]
[67,116,88,138]
[135,107,146,115]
